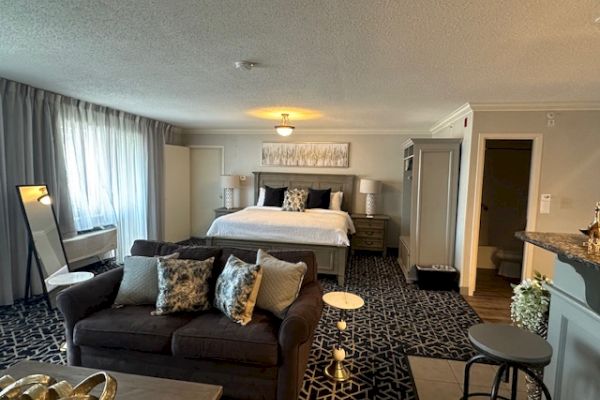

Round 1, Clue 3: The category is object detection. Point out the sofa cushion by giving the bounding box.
[130,240,180,257]
[172,309,280,366]
[74,306,194,354]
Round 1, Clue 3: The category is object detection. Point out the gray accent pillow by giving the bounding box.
[282,188,307,212]
[214,255,263,325]
[153,257,215,315]
[256,249,307,318]
[113,253,179,306]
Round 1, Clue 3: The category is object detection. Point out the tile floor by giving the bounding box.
[409,356,529,400]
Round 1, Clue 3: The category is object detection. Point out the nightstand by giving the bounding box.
[214,207,243,219]
[351,214,390,256]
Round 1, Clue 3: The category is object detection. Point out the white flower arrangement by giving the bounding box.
[510,271,552,333]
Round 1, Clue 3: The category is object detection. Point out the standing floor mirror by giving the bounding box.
[16,184,70,309]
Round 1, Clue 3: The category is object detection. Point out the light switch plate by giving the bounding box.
[540,194,552,214]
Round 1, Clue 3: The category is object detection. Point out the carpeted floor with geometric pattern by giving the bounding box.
[0,255,481,400]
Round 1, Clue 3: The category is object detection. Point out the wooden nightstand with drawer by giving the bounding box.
[350,214,390,256]
[214,207,243,219]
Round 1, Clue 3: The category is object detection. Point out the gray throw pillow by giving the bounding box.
[113,253,179,306]
[153,257,215,315]
[214,255,263,325]
[256,249,307,318]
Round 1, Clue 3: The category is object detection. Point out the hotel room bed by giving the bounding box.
[206,171,356,285]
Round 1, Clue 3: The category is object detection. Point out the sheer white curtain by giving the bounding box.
[59,100,168,261]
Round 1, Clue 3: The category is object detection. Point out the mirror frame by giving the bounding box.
[16,184,72,275]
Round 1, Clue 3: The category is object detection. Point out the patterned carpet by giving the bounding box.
[0,255,481,400]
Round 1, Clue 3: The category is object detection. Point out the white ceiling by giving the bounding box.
[1,0,599,131]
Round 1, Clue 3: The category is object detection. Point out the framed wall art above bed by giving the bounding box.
[261,142,350,168]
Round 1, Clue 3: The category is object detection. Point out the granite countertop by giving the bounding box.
[516,231,600,271]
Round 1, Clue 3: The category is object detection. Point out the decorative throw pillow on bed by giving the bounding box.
[256,249,307,319]
[307,188,332,209]
[113,252,179,306]
[282,188,308,212]
[152,257,215,315]
[214,255,263,325]
[329,191,344,211]
[263,185,287,207]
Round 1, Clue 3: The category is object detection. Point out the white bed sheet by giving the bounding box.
[206,206,356,246]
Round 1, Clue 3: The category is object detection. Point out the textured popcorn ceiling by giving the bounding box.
[0,0,599,131]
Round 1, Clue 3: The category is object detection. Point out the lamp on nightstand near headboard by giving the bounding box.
[221,175,240,210]
[359,179,380,218]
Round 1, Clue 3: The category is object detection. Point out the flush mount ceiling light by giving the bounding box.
[275,113,295,136]
[37,187,52,205]
[234,60,256,70]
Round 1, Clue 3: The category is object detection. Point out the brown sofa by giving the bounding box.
[56,240,323,400]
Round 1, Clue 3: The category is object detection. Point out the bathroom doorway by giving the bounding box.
[475,139,533,305]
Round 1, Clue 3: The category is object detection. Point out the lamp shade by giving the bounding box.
[359,179,380,194]
[221,175,240,189]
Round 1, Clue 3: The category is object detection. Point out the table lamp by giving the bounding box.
[359,179,380,217]
[221,175,240,210]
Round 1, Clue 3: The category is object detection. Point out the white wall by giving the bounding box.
[432,110,474,279]
[179,130,430,246]
[163,145,191,242]
[440,109,600,290]
[472,111,600,279]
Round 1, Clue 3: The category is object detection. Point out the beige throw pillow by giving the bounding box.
[256,249,307,319]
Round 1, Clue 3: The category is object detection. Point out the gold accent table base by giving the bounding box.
[324,360,351,382]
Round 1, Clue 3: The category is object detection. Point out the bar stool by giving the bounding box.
[462,324,553,400]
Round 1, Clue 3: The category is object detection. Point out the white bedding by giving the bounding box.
[206,206,356,246]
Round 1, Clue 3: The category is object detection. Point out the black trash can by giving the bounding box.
[416,264,458,291]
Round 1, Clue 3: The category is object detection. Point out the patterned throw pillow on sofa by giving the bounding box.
[282,188,308,212]
[214,255,263,325]
[152,257,215,315]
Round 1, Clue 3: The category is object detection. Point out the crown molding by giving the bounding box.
[429,103,473,134]
[468,102,600,112]
[429,101,600,133]
[182,128,431,136]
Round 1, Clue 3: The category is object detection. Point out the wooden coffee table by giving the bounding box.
[2,361,222,400]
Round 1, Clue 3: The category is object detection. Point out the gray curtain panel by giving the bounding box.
[146,119,168,242]
[0,78,76,306]
[0,77,171,305]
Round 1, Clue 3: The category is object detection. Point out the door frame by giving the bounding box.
[188,145,225,175]
[467,133,543,296]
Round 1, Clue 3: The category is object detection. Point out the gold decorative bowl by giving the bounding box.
[0,371,116,400]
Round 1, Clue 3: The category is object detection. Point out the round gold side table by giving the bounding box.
[322,291,364,382]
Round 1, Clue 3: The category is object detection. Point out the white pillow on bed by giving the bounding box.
[257,187,265,206]
[329,191,343,211]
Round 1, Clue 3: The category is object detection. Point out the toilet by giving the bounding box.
[492,248,523,279]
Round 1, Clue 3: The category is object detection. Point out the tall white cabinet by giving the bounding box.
[398,138,461,281]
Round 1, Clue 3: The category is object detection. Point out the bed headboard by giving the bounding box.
[253,171,356,213]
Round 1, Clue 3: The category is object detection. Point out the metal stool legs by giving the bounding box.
[461,354,552,400]
[522,367,553,400]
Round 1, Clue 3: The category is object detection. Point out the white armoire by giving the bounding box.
[398,138,461,282]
